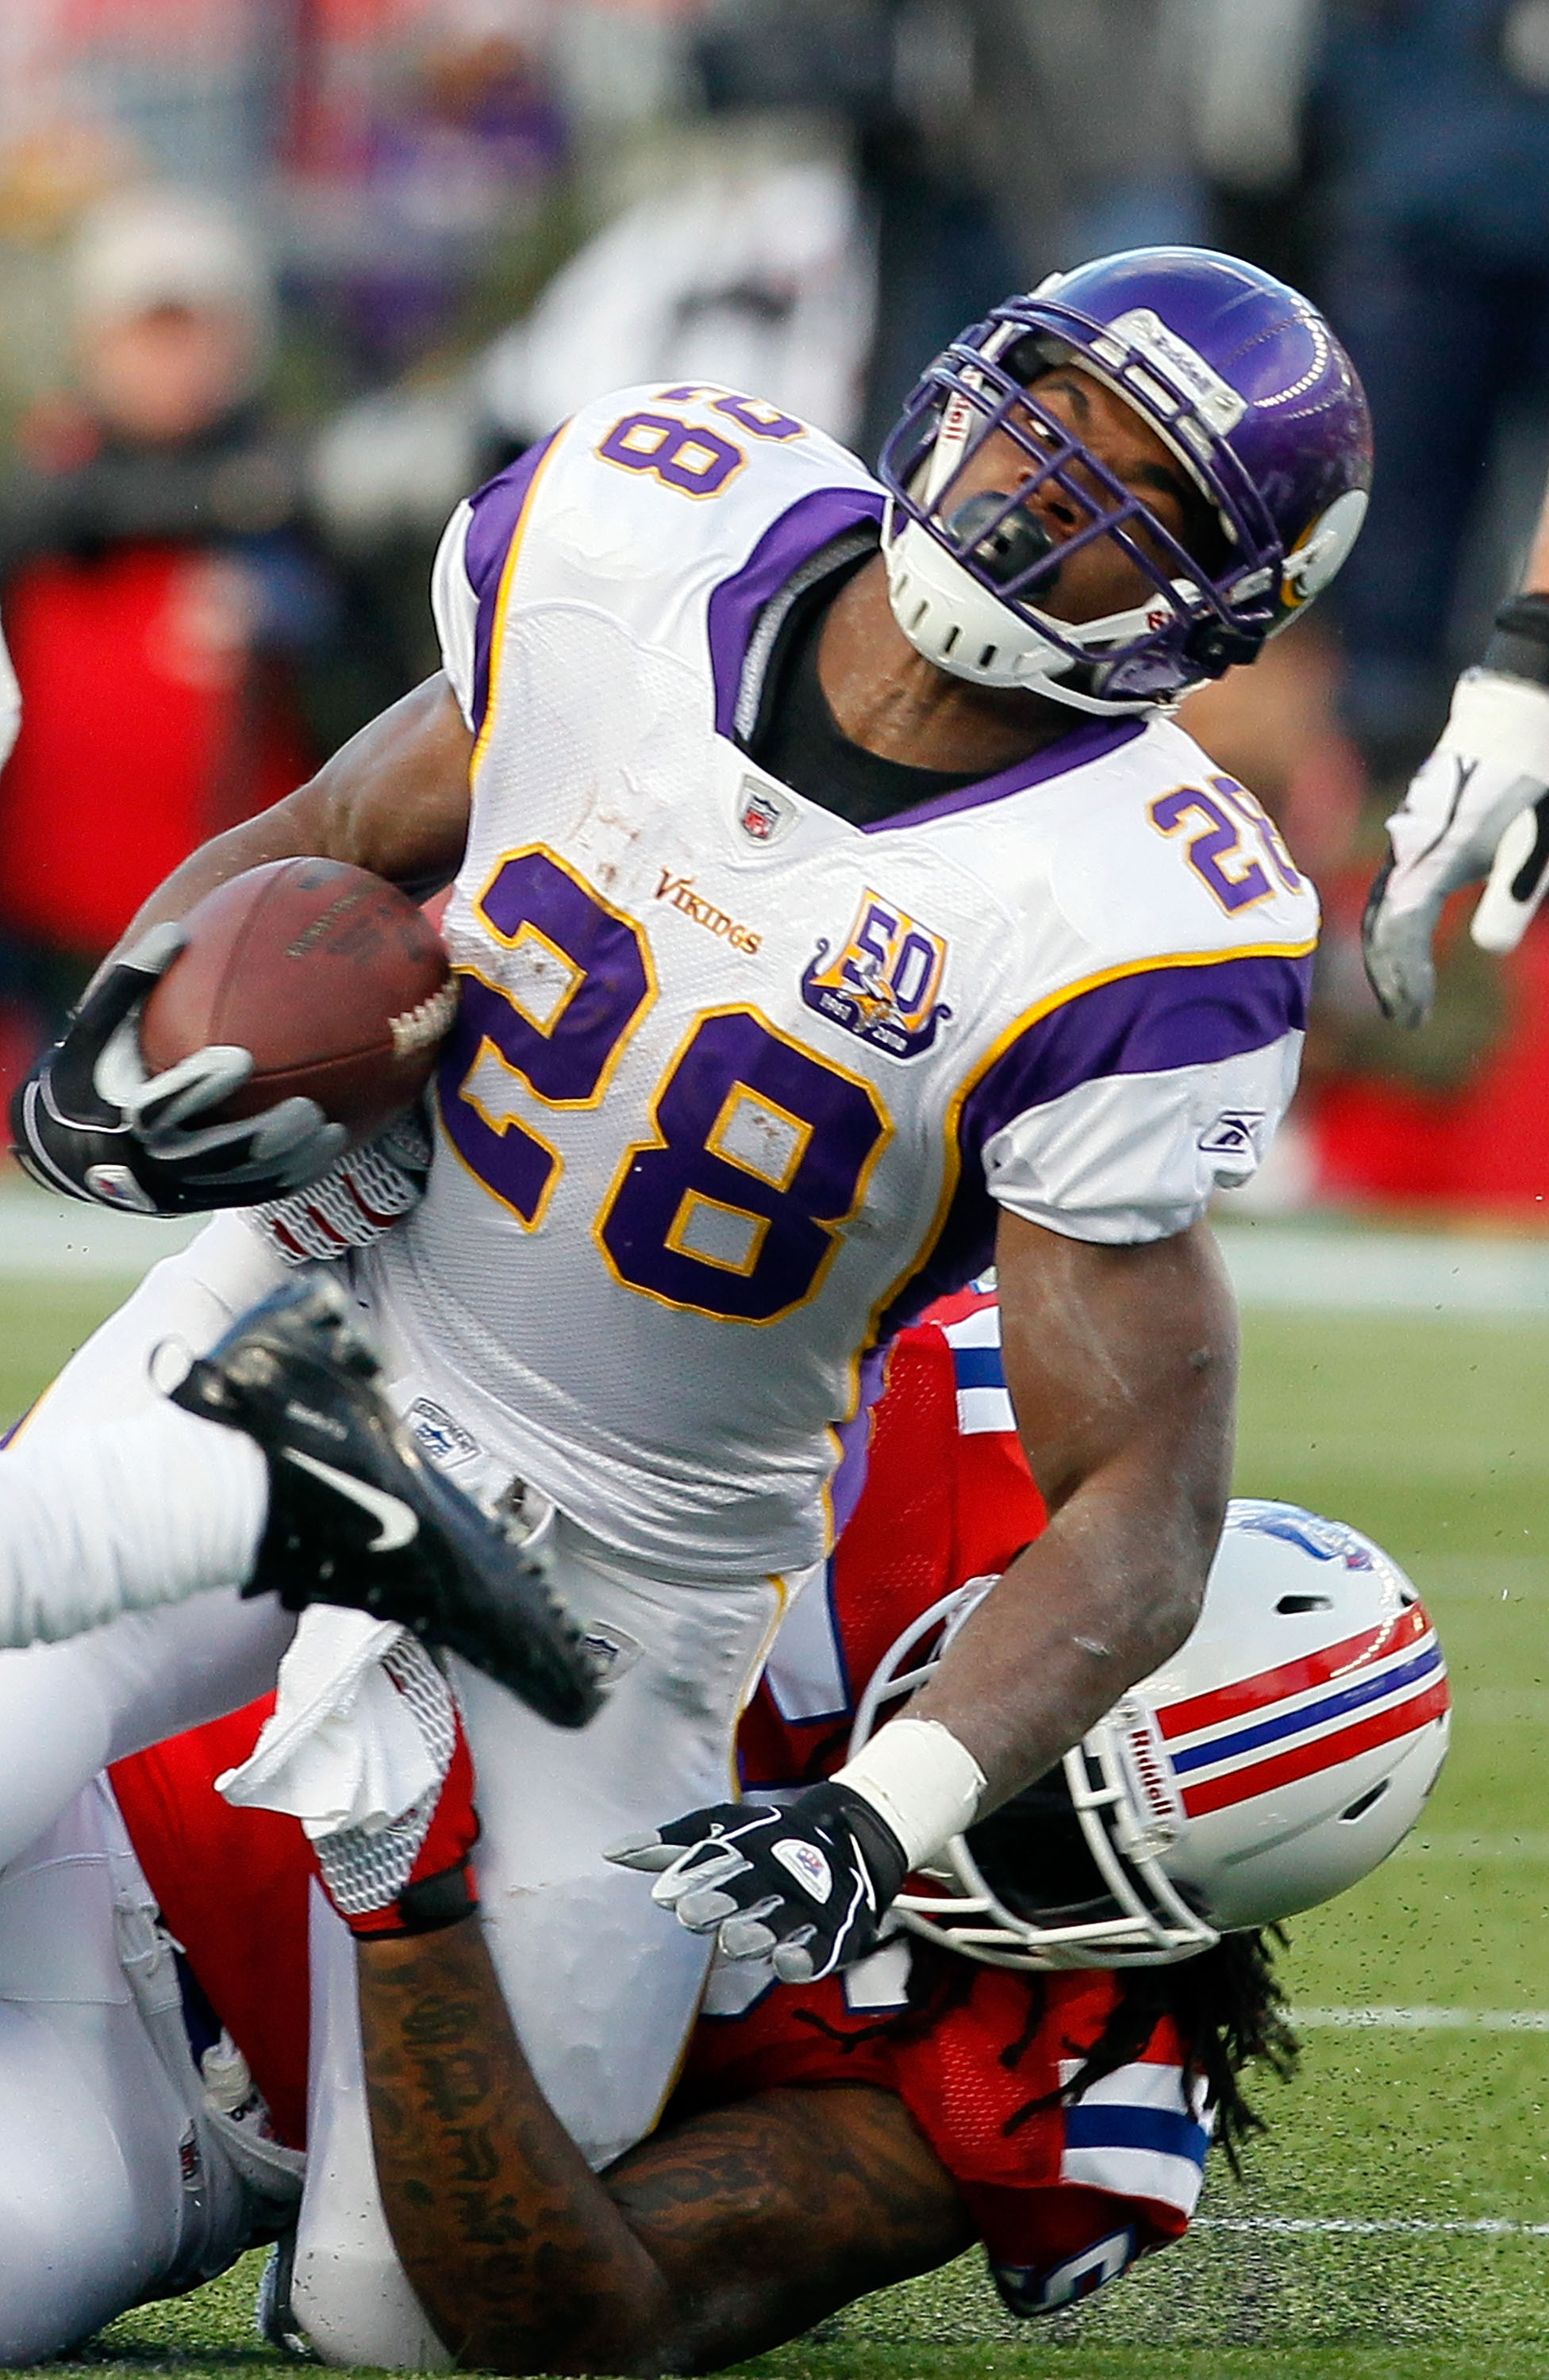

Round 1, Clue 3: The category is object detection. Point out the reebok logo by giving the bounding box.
[1197,1108,1265,1159]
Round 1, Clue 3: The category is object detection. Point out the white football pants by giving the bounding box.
[0,1778,268,2363]
[0,1403,266,1650]
[0,1215,295,1875]
[2,1215,800,2369]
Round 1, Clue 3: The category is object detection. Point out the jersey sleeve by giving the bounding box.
[430,432,560,735]
[430,499,477,727]
[931,1294,1047,1575]
[967,2054,1209,2316]
[965,946,1312,1244]
[883,1964,1209,2317]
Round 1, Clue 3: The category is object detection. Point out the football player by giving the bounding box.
[1364,463,1549,1025]
[313,1372,1449,2371]
[0,1278,596,2367]
[8,248,1370,2355]
[3,1297,1443,2369]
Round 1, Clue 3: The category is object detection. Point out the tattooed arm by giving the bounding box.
[358,1919,975,2377]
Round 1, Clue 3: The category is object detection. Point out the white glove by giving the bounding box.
[1363,667,1549,1027]
[248,1107,432,1263]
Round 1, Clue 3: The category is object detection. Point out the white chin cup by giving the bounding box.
[882,514,1166,716]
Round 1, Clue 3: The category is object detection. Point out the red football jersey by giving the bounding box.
[675,1955,1205,2313]
[738,1284,1046,1789]
[681,1290,1209,2316]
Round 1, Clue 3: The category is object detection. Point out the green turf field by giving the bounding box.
[5,1271,1549,2378]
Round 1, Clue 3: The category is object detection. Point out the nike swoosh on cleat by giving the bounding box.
[281,1449,419,1552]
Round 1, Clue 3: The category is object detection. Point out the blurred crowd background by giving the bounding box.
[1,0,1547,1221]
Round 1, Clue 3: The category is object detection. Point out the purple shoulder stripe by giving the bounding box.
[874,945,1313,1342]
[707,486,885,737]
[463,432,558,737]
[963,946,1314,1149]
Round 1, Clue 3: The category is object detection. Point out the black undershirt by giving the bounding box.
[748,554,985,828]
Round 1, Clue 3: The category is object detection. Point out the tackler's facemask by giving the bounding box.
[878,247,1373,716]
[851,1500,1449,1971]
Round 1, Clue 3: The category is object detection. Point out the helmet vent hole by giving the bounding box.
[941,624,960,657]
[978,643,997,669]
[1276,1592,1333,1614]
[1339,1780,1389,1824]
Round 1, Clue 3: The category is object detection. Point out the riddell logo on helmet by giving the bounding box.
[1113,1705,1183,1841]
[941,393,974,446]
[1101,309,1247,435]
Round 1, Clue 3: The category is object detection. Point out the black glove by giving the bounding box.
[10,923,346,1215]
[606,1780,909,1983]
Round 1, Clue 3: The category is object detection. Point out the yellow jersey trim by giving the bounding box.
[468,427,569,784]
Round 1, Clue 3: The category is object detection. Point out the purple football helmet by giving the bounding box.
[878,247,1373,715]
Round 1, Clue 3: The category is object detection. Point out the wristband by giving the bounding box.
[1482,593,1549,687]
[360,1855,479,1938]
[832,1718,986,1871]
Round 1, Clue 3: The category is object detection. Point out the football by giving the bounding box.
[137,857,457,1146]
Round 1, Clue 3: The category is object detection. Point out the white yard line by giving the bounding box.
[1196,2216,1549,2236]
[1216,1220,1549,1316]
[1293,2006,1549,2030]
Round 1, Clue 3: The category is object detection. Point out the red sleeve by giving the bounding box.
[890,1967,1201,2315]
[110,1698,310,2150]
[924,1286,1046,1583]
[964,2184,1157,2313]
[738,1299,1045,1789]
[948,1420,1045,1584]
[677,1952,1198,2323]
[736,1322,963,1787]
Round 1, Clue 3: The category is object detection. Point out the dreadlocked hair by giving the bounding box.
[1056,1925,1299,2177]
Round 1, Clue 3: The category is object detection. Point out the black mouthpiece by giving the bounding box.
[946,491,1059,591]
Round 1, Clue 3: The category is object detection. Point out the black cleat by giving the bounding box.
[169,1276,602,1729]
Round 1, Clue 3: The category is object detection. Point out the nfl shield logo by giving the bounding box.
[738,776,792,843]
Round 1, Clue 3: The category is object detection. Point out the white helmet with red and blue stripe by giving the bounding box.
[878,247,1372,716]
[851,1499,1449,1970]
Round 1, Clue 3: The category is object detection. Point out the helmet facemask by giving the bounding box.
[901,1730,1220,1971]
[879,305,1282,714]
[847,1583,1219,1971]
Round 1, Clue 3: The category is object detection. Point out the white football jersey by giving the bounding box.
[363,381,1317,1580]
